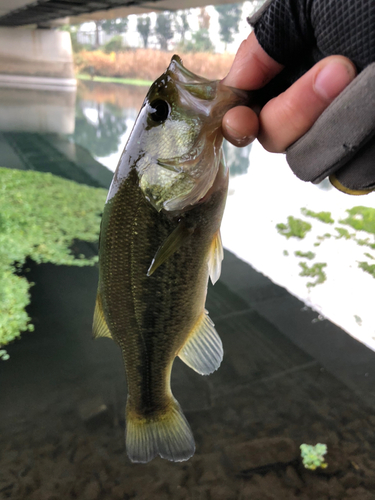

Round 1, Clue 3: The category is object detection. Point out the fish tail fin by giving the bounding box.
[125,397,195,463]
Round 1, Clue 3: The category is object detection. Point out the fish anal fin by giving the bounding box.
[93,293,113,340]
[147,221,194,276]
[126,397,195,463]
[208,230,224,285]
[178,310,223,375]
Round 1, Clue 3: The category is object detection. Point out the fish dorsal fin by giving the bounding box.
[147,221,194,276]
[93,293,113,340]
[178,310,223,375]
[208,230,224,285]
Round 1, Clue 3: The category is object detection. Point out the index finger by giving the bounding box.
[223,31,284,90]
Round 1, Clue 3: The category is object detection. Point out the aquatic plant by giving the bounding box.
[354,315,362,325]
[301,208,334,224]
[295,251,315,260]
[340,206,375,235]
[358,261,375,279]
[355,238,375,249]
[276,217,312,239]
[276,205,375,290]
[0,167,106,359]
[300,443,328,470]
[299,262,327,287]
[335,227,352,240]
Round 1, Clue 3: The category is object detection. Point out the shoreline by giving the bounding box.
[77,73,152,86]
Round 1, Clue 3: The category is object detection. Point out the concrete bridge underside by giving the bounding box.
[0,0,243,92]
[0,0,240,26]
[0,0,246,136]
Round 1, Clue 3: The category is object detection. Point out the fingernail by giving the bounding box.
[225,125,255,147]
[314,61,356,101]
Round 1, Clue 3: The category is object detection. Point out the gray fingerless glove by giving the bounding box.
[249,0,375,194]
[286,63,375,194]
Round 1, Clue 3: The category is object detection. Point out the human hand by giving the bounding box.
[222,32,357,152]
[222,0,375,194]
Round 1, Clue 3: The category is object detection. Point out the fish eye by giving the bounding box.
[149,99,170,123]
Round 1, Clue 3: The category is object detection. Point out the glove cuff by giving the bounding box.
[286,63,375,189]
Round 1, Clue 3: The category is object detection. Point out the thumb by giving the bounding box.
[259,55,357,152]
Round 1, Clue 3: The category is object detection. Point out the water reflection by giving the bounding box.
[74,80,252,176]
[223,139,252,177]
[0,83,112,187]
[0,80,252,188]
[73,101,129,159]
[0,87,76,134]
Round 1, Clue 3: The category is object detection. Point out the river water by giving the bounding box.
[2,78,375,500]
[1,78,375,348]
[71,79,375,352]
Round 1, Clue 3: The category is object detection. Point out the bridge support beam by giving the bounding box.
[0,27,76,90]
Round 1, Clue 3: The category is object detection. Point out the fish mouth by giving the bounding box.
[168,55,211,85]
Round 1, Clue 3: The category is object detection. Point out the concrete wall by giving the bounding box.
[0,28,75,88]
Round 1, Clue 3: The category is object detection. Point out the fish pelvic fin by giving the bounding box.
[178,310,223,375]
[125,397,195,463]
[208,230,224,285]
[92,293,113,340]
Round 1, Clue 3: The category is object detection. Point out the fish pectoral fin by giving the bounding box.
[147,221,194,276]
[93,293,113,340]
[156,159,181,173]
[178,310,223,375]
[208,230,224,285]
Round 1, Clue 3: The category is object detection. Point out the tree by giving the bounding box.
[198,7,210,30]
[183,29,214,53]
[137,15,151,48]
[175,10,190,45]
[100,18,128,35]
[155,12,174,51]
[73,102,128,159]
[59,24,84,53]
[94,18,128,47]
[214,3,242,49]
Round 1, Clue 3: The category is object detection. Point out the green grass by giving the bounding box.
[77,73,152,87]
[0,167,106,359]
[276,217,312,239]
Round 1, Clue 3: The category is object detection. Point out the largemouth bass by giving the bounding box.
[93,55,245,463]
